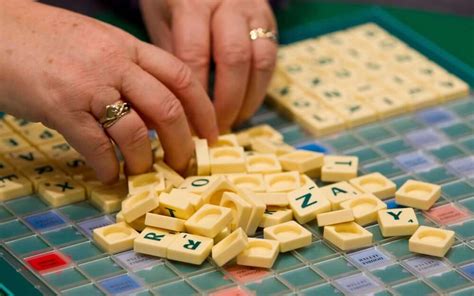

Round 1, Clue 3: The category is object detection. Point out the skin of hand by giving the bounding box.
[0,0,218,183]
[139,0,278,132]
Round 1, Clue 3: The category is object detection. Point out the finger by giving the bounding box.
[236,18,278,124]
[170,2,212,89]
[90,97,153,176]
[140,0,173,52]
[135,41,218,142]
[53,110,119,184]
[212,10,251,132]
[120,64,194,173]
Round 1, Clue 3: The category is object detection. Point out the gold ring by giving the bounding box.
[99,101,131,128]
[249,28,278,42]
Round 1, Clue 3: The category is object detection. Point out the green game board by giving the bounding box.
[0,7,473,296]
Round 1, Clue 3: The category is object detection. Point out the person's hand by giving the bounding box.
[0,0,218,183]
[140,0,278,132]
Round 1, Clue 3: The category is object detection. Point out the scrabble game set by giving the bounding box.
[1,8,474,296]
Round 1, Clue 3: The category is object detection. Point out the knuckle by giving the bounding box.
[217,43,251,66]
[91,135,114,157]
[124,123,150,151]
[253,54,276,72]
[177,46,209,68]
[173,62,194,91]
[158,95,185,125]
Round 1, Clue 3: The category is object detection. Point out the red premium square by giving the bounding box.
[25,251,70,273]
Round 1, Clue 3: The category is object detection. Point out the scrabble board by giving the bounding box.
[1,8,473,296]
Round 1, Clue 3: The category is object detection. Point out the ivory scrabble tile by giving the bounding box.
[237,125,283,147]
[377,208,419,237]
[246,154,282,174]
[321,155,359,182]
[0,134,31,153]
[145,212,186,232]
[408,226,454,257]
[296,107,346,137]
[236,238,280,268]
[238,189,266,236]
[259,208,293,228]
[90,181,128,213]
[214,227,231,243]
[278,150,324,174]
[213,134,240,147]
[179,176,219,194]
[255,192,289,207]
[264,221,312,252]
[431,74,469,101]
[20,125,64,146]
[194,138,210,175]
[38,140,77,159]
[167,233,213,265]
[349,172,396,199]
[0,172,33,201]
[323,221,373,251]
[368,92,407,118]
[264,171,301,193]
[287,185,331,224]
[209,146,246,174]
[169,188,203,210]
[158,191,195,219]
[153,161,184,187]
[116,211,146,231]
[185,204,232,238]
[38,177,85,207]
[4,148,48,168]
[93,222,139,254]
[319,181,361,210]
[200,176,239,205]
[56,153,90,176]
[134,227,176,258]
[332,101,377,128]
[300,174,318,188]
[21,163,65,190]
[0,156,14,175]
[121,190,159,223]
[128,172,166,195]
[317,209,354,226]
[227,174,266,192]
[212,228,248,266]
[219,192,253,231]
[395,180,441,210]
[250,138,294,155]
[340,193,387,226]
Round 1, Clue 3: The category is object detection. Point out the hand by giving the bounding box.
[0,0,218,183]
[140,0,278,131]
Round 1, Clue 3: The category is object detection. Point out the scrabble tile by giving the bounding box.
[38,177,85,207]
[246,153,282,174]
[38,140,77,159]
[0,134,31,153]
[264,221,312,252]
[340,193,387,226]
[349,172,396,199]
[264,171,300,193]
[212,228,248,266]
[0,120,13,136]
[250,138,294,155]
[200,176,239,205]
[134,227,176,258]
[238,189,266,236]
[278,150,324,175]
[121,191,159,223]
[169,188,203,210]
[226,173,266,192]
[153,161,184,187]
[409,226,455,257]
[56,153,90,176]
[332,100,377,128]
[219,192,252,230]
[395,180,441,210]
[321,155,359,182]
[128,172,166,195]
[21,125,64,146]
[255,192,289,207]
[296,107,346,137]
[21,163,65,190]
[90,181,128,213]
[0,172,33,201]
[185,204,232,238]
[431,74,469,101]
[116,211,146,231]
[0,156,15,175]
[236,238,280,268]
[317,209,354,226]
[145,213,186,232]
[300,174,318,187]
[213,134,239,147]
[287,185,331,224]
[158,191,195,219]
[167,233,213,265]
[178,176,219,194]
[237,125,283,147]
[259,207,293,228]
[367,92,408,118]
[2,115,43,132]
[214,227,230,243]
[323,221,373,251]
[194,138,210,176]
[93,222,139,254]
[400,85,440,109]
[377,208,419,237]
[319,181,361,210]
[4,148,48,168]
[209,146,246,174]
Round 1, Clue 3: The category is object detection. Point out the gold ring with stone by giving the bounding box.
[99,101,131,129]
[249,28,278,42]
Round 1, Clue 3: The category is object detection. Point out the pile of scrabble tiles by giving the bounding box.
[268,23,470,136]
[90,124,456,268]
